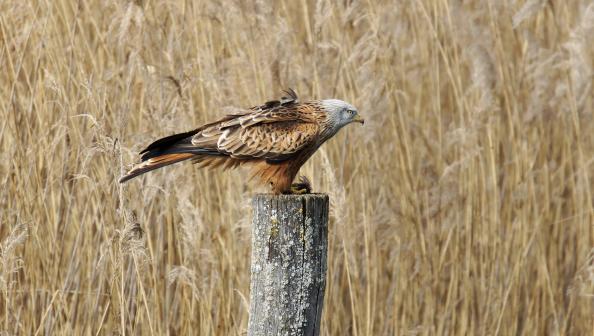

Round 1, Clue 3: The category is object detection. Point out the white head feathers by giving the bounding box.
[321,99,357,114]
[320,99,363,135]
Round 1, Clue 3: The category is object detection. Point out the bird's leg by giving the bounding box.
[290,176,312,194]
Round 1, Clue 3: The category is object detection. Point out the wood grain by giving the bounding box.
[248,194,329,336]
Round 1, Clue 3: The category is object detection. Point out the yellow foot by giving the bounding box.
[290,176,312,194]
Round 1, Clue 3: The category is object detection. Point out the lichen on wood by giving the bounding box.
[248,194,329,336]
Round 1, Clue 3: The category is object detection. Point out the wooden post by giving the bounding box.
[248,194,329,336]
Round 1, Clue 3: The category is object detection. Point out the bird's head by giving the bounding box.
[321,99,364,132]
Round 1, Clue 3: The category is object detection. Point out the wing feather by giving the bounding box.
[184,90,321,162]
[220,121,319,160]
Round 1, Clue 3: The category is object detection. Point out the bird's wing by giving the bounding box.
[192,100,321,161]
[206,88,308,129]
[218,121,320,161]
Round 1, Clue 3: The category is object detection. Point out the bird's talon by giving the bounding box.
[290,185,309,194]
[289,176,312,194]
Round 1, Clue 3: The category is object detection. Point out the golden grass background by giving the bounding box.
[1,0,593,334]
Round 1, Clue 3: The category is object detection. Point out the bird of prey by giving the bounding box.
[119,89,364,194]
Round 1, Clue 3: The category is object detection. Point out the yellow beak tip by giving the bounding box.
[352,115,365,124]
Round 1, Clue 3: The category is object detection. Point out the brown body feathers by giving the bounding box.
[119,89,363,194]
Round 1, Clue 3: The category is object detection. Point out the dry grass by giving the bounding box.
[1,0,593,334]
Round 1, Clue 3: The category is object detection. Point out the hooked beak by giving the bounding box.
[352,114,365,125]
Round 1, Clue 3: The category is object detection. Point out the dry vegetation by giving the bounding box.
[1,0,593,334]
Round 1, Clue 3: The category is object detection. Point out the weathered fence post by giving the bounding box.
[248,194,329,336]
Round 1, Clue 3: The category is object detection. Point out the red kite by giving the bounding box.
[119,89,363,194]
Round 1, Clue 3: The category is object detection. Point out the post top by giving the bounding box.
[254,193,329,200]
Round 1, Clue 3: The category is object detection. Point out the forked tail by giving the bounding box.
[119,152,195,183]
[119,129,217,183]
